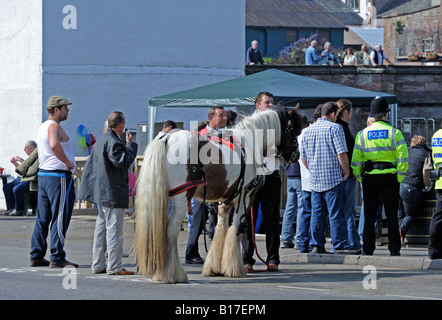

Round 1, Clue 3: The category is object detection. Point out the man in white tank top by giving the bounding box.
[30,96,78,268]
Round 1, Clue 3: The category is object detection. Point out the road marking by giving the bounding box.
[278,285,330,292]
[386,294,442,300]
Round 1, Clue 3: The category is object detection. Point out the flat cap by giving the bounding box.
[47,96,72,108]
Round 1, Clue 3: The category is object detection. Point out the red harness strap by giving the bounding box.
[169,180,206,197]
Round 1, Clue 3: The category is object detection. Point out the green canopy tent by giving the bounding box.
[147,69,397,141]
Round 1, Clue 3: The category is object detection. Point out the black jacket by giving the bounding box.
[402,144,431,189]
[78,129,138,208]
[336,118,355,178]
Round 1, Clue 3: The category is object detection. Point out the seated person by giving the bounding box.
[3,140,38,216]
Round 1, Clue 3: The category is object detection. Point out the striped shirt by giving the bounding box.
[300,118,348,192]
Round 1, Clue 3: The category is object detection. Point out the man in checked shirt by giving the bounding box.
[300,102,360,254]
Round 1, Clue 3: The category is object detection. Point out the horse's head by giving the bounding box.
[274,104,302,163]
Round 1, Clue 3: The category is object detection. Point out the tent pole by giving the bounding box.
[148,106,157,143]
[390,103,398,128]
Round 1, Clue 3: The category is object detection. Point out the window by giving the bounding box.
[346,0,360,11]
[286,29,297,44]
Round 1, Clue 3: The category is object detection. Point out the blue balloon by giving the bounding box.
[77,124,88,136]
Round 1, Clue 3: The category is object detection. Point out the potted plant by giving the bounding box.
[407,52,421,61]
[425,50,439,60]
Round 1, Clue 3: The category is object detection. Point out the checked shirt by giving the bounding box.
[300,118,348,192]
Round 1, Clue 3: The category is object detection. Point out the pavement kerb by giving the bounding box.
[281,252,442,270]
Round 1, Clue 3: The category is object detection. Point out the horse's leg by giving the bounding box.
[155,195,188,283]
[202,202,232,277]
[220,201,247,278]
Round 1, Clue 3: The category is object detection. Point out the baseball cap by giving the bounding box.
[47,96,72,109]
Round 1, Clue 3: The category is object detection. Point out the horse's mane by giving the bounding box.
[233,108,282,171]
[234,108,281,146]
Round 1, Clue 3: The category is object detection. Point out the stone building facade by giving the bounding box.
[380,2,441,60]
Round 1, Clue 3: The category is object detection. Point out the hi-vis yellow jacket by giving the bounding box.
[432,129,442,190]
[351,121,409,183]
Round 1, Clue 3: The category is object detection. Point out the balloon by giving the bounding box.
[77,124,88,136]
[80,136,87,147]
[89,133,96,146]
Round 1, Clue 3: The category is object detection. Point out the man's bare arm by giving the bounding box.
[48,123,75,171]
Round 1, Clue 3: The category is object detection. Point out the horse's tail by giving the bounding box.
[134,139,169,278]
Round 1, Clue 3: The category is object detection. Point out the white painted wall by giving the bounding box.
[0,0,43,208]
[0,0,245,208]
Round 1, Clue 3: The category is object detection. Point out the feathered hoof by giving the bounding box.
[220,225,246,278]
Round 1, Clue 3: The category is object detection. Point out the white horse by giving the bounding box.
[134,106,301,283]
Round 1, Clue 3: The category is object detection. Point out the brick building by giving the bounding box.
[379,0,441,61]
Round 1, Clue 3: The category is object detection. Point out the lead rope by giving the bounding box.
[249,206,269,272]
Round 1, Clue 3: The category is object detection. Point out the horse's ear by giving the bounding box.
[289,103,300,114]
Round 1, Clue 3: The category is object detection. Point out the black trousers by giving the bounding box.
[241,171,281,266]
[362,173,401,255]
[429,191,442,259]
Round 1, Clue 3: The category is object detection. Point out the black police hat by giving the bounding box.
[369,96,390,118]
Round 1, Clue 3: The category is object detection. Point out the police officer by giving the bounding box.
[429,127,442,259]
[351,97,408,256]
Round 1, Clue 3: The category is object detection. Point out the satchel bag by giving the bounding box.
[422,151,433,190]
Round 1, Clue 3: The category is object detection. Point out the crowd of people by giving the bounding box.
[2,92,442,277]
[246,38,393,67]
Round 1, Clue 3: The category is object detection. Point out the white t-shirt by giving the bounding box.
[298,128,311,192]
[37,120,76,172]
[370,50,388,64]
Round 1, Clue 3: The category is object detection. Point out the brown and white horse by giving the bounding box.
[134,106,301,283]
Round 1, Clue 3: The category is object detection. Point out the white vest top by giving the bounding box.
[37,120,76,172]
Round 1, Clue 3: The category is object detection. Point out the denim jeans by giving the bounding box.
[343,177,361,250]
[281,178,303,244]
[3,177,29,211]
[398,183,423,234]
[298,190,312,253]
[310,182,351,252]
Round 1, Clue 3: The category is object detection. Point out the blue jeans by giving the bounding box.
[30,171,75,264]
[298,190,312,253]
[343,177,361,250]
[311,182,351,252]
[3,177,29,211]
[281,178,303,244]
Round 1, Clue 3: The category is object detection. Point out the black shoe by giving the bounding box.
[281,241,295,249]
[9,209,23,216]
[4,209,14,216]
[390,251,401,256]
[311,246,328,254]
[30,258,50,267]
[185,257,205,264]
[334,248,362,255]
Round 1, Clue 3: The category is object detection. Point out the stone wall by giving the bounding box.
[383,5,441,60]
[245,65,442,143]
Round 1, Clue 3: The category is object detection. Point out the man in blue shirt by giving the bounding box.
[305,40,324,65]
[322,42,342,67]
[300,102,360,254]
